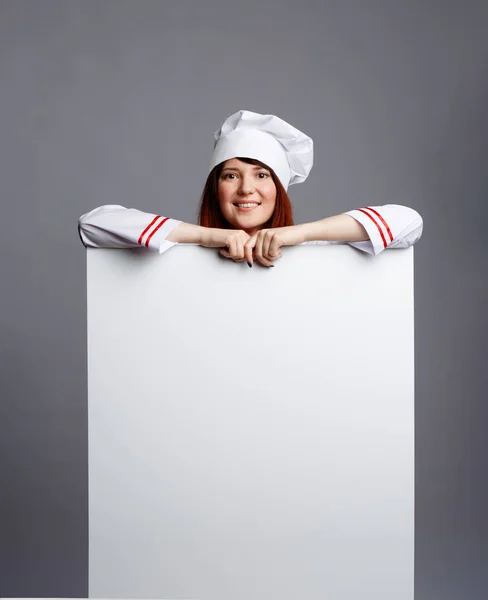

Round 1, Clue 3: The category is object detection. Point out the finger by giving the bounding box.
[231,238,247,262]
[268,235,283,259]
[261,231,269,258]
[220,247,244,263]
[263,231,275,260]
[236,238,245,261]
[253,232,264,265]
[254,232,273,267]
[228,238,238,260]
[244,235,257,267]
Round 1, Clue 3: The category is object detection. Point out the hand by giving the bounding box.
[200,227,251,261]
[244,225,308,267]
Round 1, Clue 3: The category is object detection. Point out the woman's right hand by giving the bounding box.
[200,228,251,262]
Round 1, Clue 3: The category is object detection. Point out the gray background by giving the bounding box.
[0,0,486,598]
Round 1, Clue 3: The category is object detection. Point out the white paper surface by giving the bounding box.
[87,244,414,600]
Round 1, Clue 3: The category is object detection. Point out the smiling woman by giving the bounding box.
[199,157,293,230]
[216,160,280,231]
[78,110,424,267]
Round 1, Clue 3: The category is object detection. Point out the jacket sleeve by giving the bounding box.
[343,204,423,256]
[78,205,182,254]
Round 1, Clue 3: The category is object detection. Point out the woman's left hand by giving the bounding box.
[220,224,308,267]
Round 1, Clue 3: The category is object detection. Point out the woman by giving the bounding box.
[79,110,423,267]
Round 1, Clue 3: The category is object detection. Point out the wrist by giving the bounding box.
[301,221,329,243]
[167,222,207,244]
[197,225,209,246]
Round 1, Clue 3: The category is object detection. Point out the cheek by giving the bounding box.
[263,185,277,207]
[217,183,233,208]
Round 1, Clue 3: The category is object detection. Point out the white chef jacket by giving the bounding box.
[78,204,423,256]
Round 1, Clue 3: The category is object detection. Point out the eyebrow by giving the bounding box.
[221,165,270,172]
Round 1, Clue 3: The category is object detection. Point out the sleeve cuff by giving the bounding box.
[145,218,182,254]
[345,208,391,256]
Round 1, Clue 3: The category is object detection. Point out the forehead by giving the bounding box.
[222,158,269,171]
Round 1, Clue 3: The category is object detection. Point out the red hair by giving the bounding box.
[198,157,294,229]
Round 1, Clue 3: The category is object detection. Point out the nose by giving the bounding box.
[238,174,255,196]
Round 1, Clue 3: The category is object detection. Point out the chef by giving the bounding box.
[78,110,423,268]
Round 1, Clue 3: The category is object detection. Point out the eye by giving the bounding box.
[223,173,238,180]
[257,172,270,179]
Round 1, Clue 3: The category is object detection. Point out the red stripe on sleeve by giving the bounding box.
[357,208,388,249]
[138,216,161,246]
[364,207,394,242]
[145,217,169,248]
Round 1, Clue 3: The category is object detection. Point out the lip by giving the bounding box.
[233,202,261,212]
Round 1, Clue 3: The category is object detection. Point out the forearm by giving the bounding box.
[301,214,369,243]
[166,222,207,244]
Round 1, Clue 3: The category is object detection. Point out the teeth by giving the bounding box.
[237,203,259,208]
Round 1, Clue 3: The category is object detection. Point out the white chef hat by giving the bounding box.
[210,110,313,190]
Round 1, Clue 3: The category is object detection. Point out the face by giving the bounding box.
[217,158,277,235]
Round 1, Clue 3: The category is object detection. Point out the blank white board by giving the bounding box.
[87,244,415,600]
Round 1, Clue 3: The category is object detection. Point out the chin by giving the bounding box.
[235,219,265,230]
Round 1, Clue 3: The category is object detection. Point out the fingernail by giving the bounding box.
[247,262,252,268]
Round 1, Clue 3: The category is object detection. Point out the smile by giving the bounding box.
[234,202,260,211]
